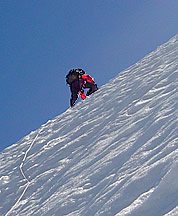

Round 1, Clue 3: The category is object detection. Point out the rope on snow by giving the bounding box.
[5,127,43,216]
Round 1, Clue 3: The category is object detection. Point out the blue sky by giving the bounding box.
[0,0,177,152]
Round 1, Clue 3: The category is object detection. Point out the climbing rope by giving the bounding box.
[5,127,43,216]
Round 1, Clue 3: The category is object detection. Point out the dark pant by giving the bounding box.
[70,80,98,107]
[70,80,81,107]
[84,82,98,96]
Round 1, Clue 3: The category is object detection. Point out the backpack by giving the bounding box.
[66,69,85,85]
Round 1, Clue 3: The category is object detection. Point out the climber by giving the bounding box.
[66,68,98,107]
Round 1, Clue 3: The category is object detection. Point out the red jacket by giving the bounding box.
[82,74,95,83]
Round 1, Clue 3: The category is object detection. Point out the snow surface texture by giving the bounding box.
[0,35,178,216]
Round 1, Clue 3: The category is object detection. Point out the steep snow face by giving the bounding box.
[0,35,178,216]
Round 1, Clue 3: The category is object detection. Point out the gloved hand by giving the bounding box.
[79,89,86,100]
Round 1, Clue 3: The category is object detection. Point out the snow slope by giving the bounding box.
[0,35,178,216]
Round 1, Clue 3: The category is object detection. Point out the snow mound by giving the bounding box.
[0,35,178,216]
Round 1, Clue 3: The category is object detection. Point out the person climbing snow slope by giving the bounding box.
[66,68,98,107]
